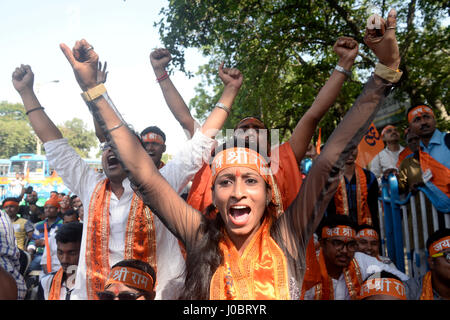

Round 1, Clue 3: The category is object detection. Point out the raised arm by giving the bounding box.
[274,9,401,262]
[151,49,243,139]
[288,37,359,164]
[12,65,63,143]
[150,49,197,137]
[60,40,203,245]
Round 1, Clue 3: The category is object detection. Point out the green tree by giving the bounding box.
[57,118,97,158]
[156,0,449,142]
[0,101,36,158]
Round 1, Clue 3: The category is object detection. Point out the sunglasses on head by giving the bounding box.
[96,290,144,300]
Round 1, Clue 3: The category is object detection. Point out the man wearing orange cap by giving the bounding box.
[369,124,404,180]
[406,228,450,300]
[27,195,63,273]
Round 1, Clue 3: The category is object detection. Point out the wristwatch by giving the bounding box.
[335,65,352,78]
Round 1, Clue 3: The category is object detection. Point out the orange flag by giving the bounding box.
[44,222,52,273]
[356,123,384,168]
[316,128,322,155]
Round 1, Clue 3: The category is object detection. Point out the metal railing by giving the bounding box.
[379,174,450,278]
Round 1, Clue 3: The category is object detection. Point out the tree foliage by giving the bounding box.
[156,0,449,142]
[57,118,97,158]
[0,101,97,159]
[0,101,36,158]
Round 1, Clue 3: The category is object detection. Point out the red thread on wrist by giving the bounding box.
[156,71,169,82]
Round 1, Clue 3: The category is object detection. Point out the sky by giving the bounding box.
[0,0,208,157]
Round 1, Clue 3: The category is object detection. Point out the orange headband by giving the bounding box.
[321,225,356,239]
[381,125,396,137]
[359,278,406,300]
[105,266,154,293]
[45,196,60,208]
[235,117,266,130]
[429,236,450,256]
[356,228,379,240]
[141,132,165,145]
[3,201,19,208]
[408,105,434,123]
[211,147,271,184]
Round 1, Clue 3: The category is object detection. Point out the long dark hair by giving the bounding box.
[179,137,275,299]
[179,205,224,299]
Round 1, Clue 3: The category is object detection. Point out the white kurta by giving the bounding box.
[303,252,409,300]
[369,146,404,179]
[44,130,215,300]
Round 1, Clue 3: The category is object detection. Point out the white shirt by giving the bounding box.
[40,272,74,300]
[303,252,409,300]
[369,146,404,179]
[44,129,216,300]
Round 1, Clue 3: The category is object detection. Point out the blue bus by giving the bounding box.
[0,153,101,204]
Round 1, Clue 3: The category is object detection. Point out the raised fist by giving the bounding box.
[364,9,400,70]
[333,37,359,62]
[12,64,34,94]
[150,48,172,72]
[218,62,243,90]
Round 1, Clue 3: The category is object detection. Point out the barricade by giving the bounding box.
[379,174,450,279]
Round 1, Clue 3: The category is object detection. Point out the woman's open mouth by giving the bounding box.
[228,205,251,226]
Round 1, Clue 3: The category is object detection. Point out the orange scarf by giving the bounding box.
[420,271,434,300]
[312,249,362,300]
[334,165,372,225]
[48,268,64,300]
[209,217,290,300]
[85,179,157,300]
[419,149,450,197]
[44,222,52,273]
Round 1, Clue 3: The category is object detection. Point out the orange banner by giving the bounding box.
[356,123,384,168]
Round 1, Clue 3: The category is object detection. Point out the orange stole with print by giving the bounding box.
[313,249,362,300]
[419,271,434,300]
[419,149,450,196]
[48,268,64,300]
[85,179,157,300]
[210,217,290,300]
[334,165,372,225]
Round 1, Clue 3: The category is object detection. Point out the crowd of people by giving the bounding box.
[0,8,449,301]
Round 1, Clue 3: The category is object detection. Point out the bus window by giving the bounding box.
[28,161,44,173]
[9,161,25,174]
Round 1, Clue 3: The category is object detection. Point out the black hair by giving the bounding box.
[426,228,450,251]
[110,259,157,300]
[63,209,79,218]
[356,224,377,233]
[55,222,83,244]
[317,214,357,240]
[140,126,166,143]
